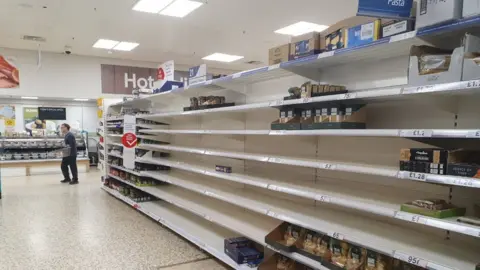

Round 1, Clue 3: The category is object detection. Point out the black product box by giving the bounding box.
[280,108,303,118]
[400,149,480,166]
[399,161,446,175]
[382,20,415,38]
[224,237,263,264]
[447,163,480,179]
[215,165,232,173]
[183,102,235,111]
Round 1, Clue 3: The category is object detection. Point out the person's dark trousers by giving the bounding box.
[61,156,78,181]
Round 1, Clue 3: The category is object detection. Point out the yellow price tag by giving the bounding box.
[5,119,15,127]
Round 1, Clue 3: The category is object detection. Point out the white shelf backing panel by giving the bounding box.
[126,170,480,270]
[106,116,124,121]
[107,153,123,159]
[137,157,480,238]
[107,142,123,147]
[137,143,480,189]
[101,186,251,270]
[136,123,170,130]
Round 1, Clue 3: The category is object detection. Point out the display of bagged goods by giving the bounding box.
[365,250,392,270]
[276,255,295,270]
[409,46,453,75]
[346,244,366,270]
[401,198,466,219]
[298,229,331,262]
[265,222,302,252]
[330,238,349,268]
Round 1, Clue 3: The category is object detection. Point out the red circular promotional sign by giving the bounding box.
[122,133,137,148]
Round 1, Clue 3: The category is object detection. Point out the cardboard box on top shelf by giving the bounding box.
[323,16,378,51]
[408,45,463,86]
[462,34,480,81]
[464,0,480,17]
[416,0,463,29]
[269,44,290,65]
[265,222,304,252]
[382,19,415,38]
[345,19,382,49]
[289,33,325,61]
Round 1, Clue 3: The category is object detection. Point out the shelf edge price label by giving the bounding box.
[392,251,428,268]
[407,172,427,182]
[402,129,433,138]
[302,97,312,103]
[452,178,474,187]
[331,232,345,240]
[467,130,480,138]
[343,92,357,100]
[268,63,281,71]
[322,163,337,170]
[266,210,278,218]
[270,100,284,107]
[466,80,480,89]
[315,195,331,203]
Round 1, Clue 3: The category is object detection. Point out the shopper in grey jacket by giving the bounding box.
[60,123,78,185]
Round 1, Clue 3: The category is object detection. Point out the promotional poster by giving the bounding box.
[0,56,20,88]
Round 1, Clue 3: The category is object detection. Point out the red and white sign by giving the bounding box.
[122,133,137,148]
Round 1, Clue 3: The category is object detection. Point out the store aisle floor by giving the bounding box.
[0,170,229,270]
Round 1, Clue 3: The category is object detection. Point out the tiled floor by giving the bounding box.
[0,170,229,270]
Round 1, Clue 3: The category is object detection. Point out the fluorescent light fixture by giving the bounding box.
[160,0,203,17]
[93,39,119,49]
[21,96,38,100]
[274,21,329,36]
[133,0,174,13]
[202,53,244,63]
[74,98,89,101]
[113,42,140,51]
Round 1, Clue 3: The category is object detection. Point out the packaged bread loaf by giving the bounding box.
[284,225,301,246]
[331,238,349,268]
[277,255,294,270]
[346,244,366,270]
[302,230,318,253]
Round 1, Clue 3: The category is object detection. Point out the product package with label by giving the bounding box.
[329,238,349,268]
[271,108,302,130]
[301,103,367,130]
[401,199,466,219]
[365,250,393,270]
[224,237,264,264]
[382,20,415,38]
[258,254,297,270]
[265,222,303,252]
[416,0,463,29]
[345,19,381,48]
[269,44,290,65]
[290,33,324,60]
[408,45,464,86]
[297,230,332,263]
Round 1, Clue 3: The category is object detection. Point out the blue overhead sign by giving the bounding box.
[357,0,414,19]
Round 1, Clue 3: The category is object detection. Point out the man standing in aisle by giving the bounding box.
[60,123,79,185]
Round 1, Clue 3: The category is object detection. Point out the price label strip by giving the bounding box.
[466,80,480,89]
[322,163,337,170]
[400,129,433,138]
[393,251,428,268]
[269,100,284,107]
[398,171,428,182]
[467,130,480,138]
[315,195,331,203]
[330,232,345,240]
[394,211,427,225]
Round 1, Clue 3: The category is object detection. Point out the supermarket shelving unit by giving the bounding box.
[103,16,480,270]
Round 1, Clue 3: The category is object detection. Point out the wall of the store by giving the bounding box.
[0,47,235,99]
[0,99,97,133]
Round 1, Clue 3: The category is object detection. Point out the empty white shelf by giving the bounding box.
[137,80,480,120]
[136,157,480,238]
[138,128,480,139]
[107,153,123,159]
[137,144,480,189]
[102,186,252,270]
[111,171,479,270]
[108,164,141,176]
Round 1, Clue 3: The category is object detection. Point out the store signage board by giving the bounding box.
[357,0,414,19]
[188,64,207,85]
[123,115,136,170]
[101,64,157,95]
[157,60,175,81]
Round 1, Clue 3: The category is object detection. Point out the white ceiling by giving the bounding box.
[0,0,358,71]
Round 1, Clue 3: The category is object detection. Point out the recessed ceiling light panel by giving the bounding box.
[133,0,174,13]
[74,98,89,101]
[21,96,38,100]
[202,53,244,63]
[93,39,119,49]
[160,0,203,17]
[113,42,140,51]
[274,21,329,36]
